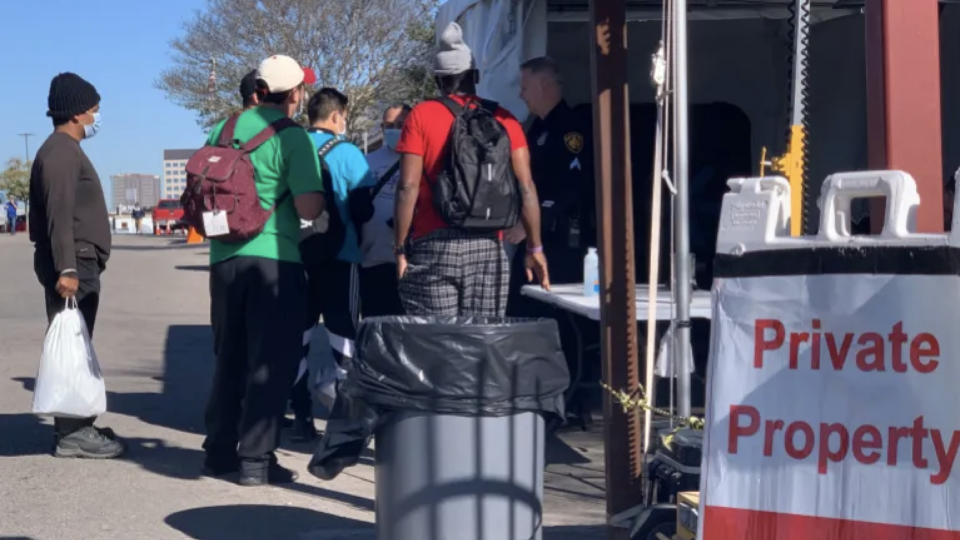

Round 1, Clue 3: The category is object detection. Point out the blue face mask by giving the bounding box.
[83,112,101,140]
[383,128,402,150]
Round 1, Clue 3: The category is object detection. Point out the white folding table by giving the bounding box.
[521,283,712,321]
[521,283,712,418]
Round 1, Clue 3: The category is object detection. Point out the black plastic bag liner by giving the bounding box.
[309,316,569,481]
[346,316,569,417]
[308,384,377,481]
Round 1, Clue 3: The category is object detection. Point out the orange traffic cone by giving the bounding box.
[186,227,204,244]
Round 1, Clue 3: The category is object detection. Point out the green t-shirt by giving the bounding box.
[205,107,323,265]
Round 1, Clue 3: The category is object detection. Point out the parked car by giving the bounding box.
[152,199,185,232]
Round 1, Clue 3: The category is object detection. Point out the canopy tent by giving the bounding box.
[436,0,858,122]
[437,0,960,193]
[436,0,548,122]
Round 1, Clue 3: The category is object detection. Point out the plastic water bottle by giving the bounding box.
[583,247,599,297]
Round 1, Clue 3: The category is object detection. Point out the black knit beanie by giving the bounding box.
[46,72,101,119]
[239,70,258,100]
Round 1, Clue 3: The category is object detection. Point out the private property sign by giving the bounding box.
[701,270,960,539]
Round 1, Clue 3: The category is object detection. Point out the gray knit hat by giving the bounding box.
[434,23,475,76]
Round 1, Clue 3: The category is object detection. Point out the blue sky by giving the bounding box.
[0,0,209,182]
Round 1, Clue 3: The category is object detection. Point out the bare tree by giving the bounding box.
[381,11,438,107]
[0,158,30,202]
[157,0,436,135]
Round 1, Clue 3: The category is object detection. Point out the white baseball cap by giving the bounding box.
[256,55,317,93]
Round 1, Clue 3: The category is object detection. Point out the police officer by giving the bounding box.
[507,56,595,315]
[508,56,596,427]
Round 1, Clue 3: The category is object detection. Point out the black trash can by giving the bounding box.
[309,316,569,540]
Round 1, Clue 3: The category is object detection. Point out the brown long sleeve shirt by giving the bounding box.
[28,132,111,273]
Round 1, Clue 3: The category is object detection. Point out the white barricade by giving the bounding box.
[112,216,154,234]
[702,171,960,539]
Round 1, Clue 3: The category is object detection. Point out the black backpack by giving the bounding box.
[300,138,348,267]
[432,97,521,231]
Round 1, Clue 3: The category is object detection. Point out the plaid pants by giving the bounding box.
[399,229,509,317]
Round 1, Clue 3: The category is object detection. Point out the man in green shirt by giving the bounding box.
[201,55,325,487]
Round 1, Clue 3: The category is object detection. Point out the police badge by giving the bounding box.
[564,132,584,154]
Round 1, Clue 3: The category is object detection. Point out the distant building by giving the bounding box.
[163,149,196,200]
[111,173,160,208]
[102,175,113,209]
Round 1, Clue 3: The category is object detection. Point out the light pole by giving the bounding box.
[17,133,33,163]
[16,133,34,231]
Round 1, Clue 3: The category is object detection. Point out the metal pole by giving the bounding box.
[673,0,693,419]
[589,0,642,536]
[18,133,33,163]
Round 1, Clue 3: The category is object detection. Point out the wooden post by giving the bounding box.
[589,0,644,537]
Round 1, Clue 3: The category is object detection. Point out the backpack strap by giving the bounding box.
[218,114,242,148]
[371,161,400,199]
[436,96,465,117]
[315,138,346,220]
[478,99,499,114]
[241,117,300,153]
[316,137,345,162]
[435,96,500,117]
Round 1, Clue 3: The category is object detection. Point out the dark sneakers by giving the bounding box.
[201,455,241,477]
[54,426,125,459]
[239,458,299,486]
[203,454,299,486]
[290,417,317,443]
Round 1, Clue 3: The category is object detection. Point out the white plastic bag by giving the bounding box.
[32,299,107,418]
[312,356,347,420]
[654,324,695,378]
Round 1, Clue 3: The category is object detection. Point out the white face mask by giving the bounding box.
[83,112,102,139]
[338,113,348,137]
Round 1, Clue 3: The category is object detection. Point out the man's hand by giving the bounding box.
[397,254,408,279]
[56,275,79,299]
[525,251,550,291]
[504,224,526,245]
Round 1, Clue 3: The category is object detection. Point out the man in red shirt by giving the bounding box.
[393,22,549,317]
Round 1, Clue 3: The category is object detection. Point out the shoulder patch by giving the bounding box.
[564,132,584,154]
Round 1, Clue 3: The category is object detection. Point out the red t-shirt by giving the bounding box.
[396,95,528,240]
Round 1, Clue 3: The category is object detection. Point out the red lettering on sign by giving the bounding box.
[729,405,759,454]
[753,319,940,373]
[755,320,785,368]
[911,333,940,374]
[852,425,882,464]
[785,421,815,459]
[727,406,960,484]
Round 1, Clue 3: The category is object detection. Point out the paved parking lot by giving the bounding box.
[0,234,609,540]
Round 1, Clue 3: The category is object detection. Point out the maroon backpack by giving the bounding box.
[181,114,298,242]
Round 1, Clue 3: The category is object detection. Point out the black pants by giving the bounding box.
[204,256,305,461]
[359,263,403,317]
[290,259,359,420]
[34,250,103,437]
[304,259,360,366]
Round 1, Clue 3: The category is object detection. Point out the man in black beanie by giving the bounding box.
[29,72,123,459]
[240,70,259,110]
